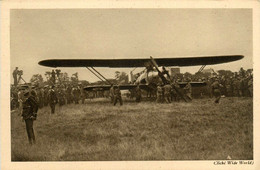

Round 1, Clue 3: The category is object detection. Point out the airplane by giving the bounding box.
[39,55,244,101]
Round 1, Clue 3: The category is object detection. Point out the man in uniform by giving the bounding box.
[21,88,38,145]
[135,84,142,102]
[72,85,80,104]
[184,78,192,101]
[225,77,232,97]
[13,67,19,86]
[171,80,180,102]
[51,70,56,84]
[109,84,115,103]
[49,86,57,114]
[57,86,66,107]
[219,76,227,96]
[164,82,172,103]
[113,85,123,106]
[156,84,163,103]
[211,77,223,103]
[80,85,86,104]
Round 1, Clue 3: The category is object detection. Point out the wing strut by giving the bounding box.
[150,56,188,102]
[198,65,206,73]
[91,67,112,85]
[86,67,112,85]
[86,67,106,83]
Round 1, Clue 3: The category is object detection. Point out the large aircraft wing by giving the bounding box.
[84,82,207,91]
[39,55,243,68]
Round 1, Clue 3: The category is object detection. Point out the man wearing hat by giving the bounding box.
[49,85,58,114]
[156,83,163,103]
[13,67,19,86]
[211,77,223,103]
[184,78,192,101]
[113,85,123,106]
[109,84,115,103]
[164,82,172,103]
[171,79,180,102]
[135,84,142,103]
[21,88,38,145]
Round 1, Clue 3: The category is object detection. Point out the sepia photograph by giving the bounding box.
[1,1,260,169]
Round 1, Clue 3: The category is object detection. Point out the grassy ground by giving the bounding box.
[11,97,253,161]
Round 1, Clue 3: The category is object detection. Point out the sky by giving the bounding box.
[10,9,252,83]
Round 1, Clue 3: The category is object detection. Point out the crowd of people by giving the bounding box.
[11,83,88,145]
[11,83,87,112]
[11,67,253,111]
[10,67,253,145]
[135,67,253,104]
[175,68,253,98]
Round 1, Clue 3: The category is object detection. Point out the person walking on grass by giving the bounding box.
[164,82,172,103]
[21,88,38,145]
[184,78,192,101]
[156,84,163,103]
[113,85,123,106]
[49,85,57,114]
[135,84,142,103]
[211,77,223,103]
[110,84,115,103]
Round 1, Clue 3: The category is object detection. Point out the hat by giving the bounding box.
[19,84,29,90]
[23,88,30,96]
[31,90,37,97]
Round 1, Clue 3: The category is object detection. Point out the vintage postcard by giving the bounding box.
[1,0,260,169]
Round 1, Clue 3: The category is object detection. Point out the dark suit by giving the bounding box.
[49,89,57,114]
[22,95,38,144]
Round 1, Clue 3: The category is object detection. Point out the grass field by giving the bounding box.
[11,97,253,161]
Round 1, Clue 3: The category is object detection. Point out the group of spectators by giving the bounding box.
[11,83,87,112]
[11,67,253,110]
[148,68,253,104]
[10,67,253,145]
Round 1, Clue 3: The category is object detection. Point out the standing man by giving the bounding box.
[72,85,80,104]
[113,85,123,106]
[225,77,232,97]
[135,84,142,102]
[13,67,19,86]
[156,84,163,103]
[164,83,172,103]
[184,78,192,101]
[109,84,115,103]
[80,85,86,104]
[51,70,56,84]
[21,88,38,145]
[49,86,57,114]
[211,77,223,103]
[171,80,180,102]
[57,87,65,107]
